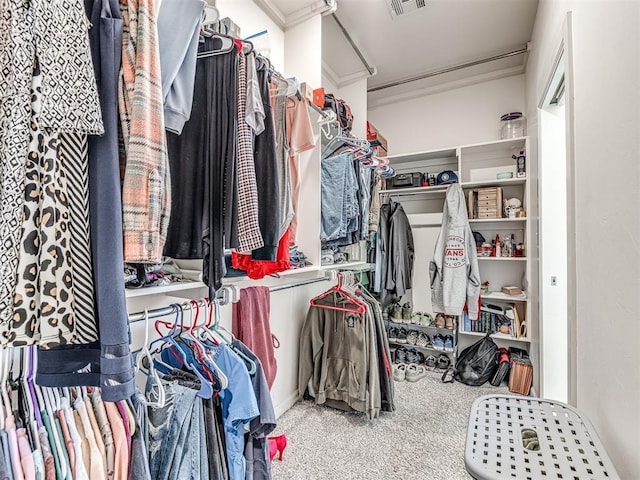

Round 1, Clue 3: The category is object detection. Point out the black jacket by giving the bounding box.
[385,201,414,299]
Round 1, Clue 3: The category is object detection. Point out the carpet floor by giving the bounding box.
[271,371,507,480]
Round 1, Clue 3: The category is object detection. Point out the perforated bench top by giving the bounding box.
[465,395,619,480]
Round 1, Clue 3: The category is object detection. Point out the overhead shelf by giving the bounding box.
[459,330,530,343]
[469,217,526,224]
[125,281,207,298]
[477,257,527,262]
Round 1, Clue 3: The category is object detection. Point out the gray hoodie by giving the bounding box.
[430,183,481,319]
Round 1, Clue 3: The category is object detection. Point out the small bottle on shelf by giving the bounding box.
[495,235,501,258]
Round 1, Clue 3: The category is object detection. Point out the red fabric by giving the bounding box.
[232,286,277,389]
[231,230,291,280]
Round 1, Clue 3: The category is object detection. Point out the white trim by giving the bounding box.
[284,0,337,29]
[321,62,341,88]
[250,0,286,28]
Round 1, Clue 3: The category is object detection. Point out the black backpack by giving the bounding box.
[443,335,499,386]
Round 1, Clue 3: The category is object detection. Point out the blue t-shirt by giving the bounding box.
[208,344,260,480]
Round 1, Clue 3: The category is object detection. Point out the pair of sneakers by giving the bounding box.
[409,312,432,326]
[393,363,429,382]
[433,314,456,330]
[425,353,451,371]
[432,334,455,352]
[389,302,413,323]
[395,346,424,365]
[406,330,431,348]
[388,327,408,344]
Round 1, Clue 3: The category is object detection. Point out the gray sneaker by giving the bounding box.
[406,330,418,345]
[387,328,398,343]
[402,302,412,322]
[395,347,407,364]
[396,328,408,344]
[405,349,420,364]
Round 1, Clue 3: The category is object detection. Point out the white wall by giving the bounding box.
[216,0,285,71]
[284,16,322,86]
[367,75,525,155]
[321,71,339,93]
[526,2,640,478]
[336,79,368,139]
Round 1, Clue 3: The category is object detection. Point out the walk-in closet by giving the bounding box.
[0,0,638,478]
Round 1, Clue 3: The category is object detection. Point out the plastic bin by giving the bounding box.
[465,395,619,480]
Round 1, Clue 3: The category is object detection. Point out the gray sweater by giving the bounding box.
[430,184,481,319]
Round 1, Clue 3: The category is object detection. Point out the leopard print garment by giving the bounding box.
[0,0,36,324]
[8,59,76,348]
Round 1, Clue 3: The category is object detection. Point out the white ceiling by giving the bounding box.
[268,0,539,104]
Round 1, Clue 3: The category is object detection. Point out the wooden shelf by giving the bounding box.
[460,330,530,343]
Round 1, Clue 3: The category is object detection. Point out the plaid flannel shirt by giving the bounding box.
[118,0,171,262]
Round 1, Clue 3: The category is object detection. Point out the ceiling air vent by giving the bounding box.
[387,0,427,18]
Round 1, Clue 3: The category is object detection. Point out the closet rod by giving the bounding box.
[330,13,376,76]
[127,276,331,323]
[268,276,330,292]
[128,298,211,324]
[367,44,530,93]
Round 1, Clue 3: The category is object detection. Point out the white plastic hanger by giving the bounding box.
[188,301,229,390]
[136,309,166,408]
[202,0,219,26]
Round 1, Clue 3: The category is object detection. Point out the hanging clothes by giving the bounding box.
[9,60,77,347]
[430,183,481,319]
[285,96,316,246]
[299,276,395,420]
[37,0,135,402]
[156,0,205,134]
[164,37,238,292]
[233,342,276,480]
[374,200,414,308]
[232,287,277,389]
[118,0,171,263]
[0,0,103,341]
[249,56,280,262]
[0,0,35,329]
[270,78,294,239]
[235,51,264,254]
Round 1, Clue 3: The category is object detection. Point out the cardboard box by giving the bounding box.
[502,286,522,295]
